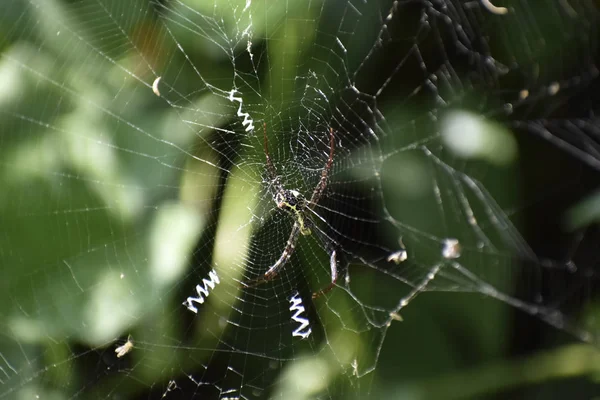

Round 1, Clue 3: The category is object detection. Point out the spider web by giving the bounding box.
[1,0,599,398]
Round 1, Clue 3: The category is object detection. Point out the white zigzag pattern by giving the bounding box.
[228,89,255,132]
[289,292,312,339]
[183,269,220,314]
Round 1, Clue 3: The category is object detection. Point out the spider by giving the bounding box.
[242,123,338,299]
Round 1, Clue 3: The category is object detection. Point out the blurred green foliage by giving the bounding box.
[1,0,599,399]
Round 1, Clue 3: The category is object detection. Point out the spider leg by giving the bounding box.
[248,126,336,294]
[312,249,338,299]
[305,215,344,299]
[264,224,300,280]
[308,127,335,207]
[241,223,301,288]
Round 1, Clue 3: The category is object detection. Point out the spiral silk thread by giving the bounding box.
[183,269,220,313]
[289,292,312,339]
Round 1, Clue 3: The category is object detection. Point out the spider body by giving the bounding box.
[243,123,337,298]
[275,189,311,235]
